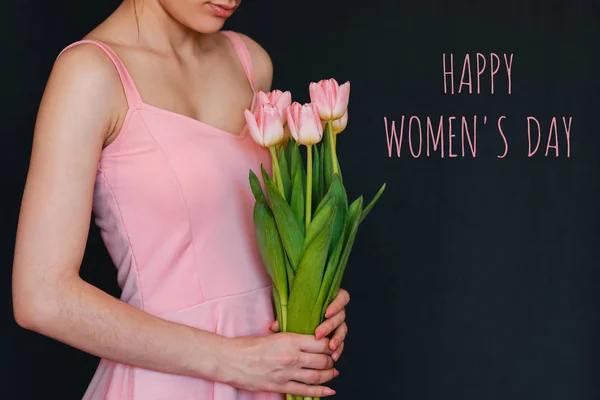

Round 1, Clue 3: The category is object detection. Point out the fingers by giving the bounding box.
[329,322,347,351]
[295,334,334,355]
[281,377,337,397]
[331,341,345,362]
[298,352,335,370]
[315,308,346,340]
[324,288,350,318]
[292,367,339,386]
[269,320,279,332]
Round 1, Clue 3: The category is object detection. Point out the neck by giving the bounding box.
[119,0,206,55]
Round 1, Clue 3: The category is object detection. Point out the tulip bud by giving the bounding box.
[309,78,350,121]
[244,104,285,147]
[331,109,348,135]
[286,102,324,146]
[255,90,292,127]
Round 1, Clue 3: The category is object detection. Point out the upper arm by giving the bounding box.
[238,33,274,93]
[12,44,124,323]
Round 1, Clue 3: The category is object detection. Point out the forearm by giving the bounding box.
[17,275,229,381]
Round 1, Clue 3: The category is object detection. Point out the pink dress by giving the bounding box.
[58,31,283,400]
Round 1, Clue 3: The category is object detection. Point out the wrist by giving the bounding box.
[212,335,248,386]
[185,328,232,382]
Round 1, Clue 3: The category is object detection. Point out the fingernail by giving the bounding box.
[330,339,337,350]
[334,368,340,377]
[332,352,339,361]
[325,388,336,396]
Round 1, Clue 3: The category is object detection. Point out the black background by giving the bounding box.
[3,0,600,399]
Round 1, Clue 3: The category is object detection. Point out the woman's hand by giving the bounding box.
[269,288,350,362]
[219,332,339,397]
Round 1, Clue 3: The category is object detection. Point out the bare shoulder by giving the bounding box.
[43,42,129,143]
[236,32,273,92]
[51,42,123,96]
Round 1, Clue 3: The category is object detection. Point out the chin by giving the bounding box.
[161,0,239,34]
[185,16,227,34]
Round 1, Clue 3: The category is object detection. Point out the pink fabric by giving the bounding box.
[58,31,283,400]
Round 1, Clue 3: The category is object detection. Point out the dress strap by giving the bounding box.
[221,31,256,92]
[57,40,144,108]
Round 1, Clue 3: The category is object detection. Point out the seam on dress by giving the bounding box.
[139,115,205,302]
[98,168,146,311]
[153,284,273,318]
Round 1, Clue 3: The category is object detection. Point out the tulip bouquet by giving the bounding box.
[244,79,386,400]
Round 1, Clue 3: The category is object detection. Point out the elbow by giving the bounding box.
[13,293,46,332]
[12,282,62,333]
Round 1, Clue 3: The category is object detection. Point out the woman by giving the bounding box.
[11,0,350,398]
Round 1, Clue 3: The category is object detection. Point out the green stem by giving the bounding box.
[305,145,313,230]
[326,123,339,176]
[269,146,285,198]
[281,303,288,332]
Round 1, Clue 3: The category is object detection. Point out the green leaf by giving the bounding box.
[285,253,295,294]
[289,167,305,235]
[314,174,347,255]
[249,169,266,203]
[310,229,345,327]
[261,165,304,271]
[318,143,325,202]
[290,141,303,185]
[360,183,386,223]
[287,202,337,334]
[253,198,288,300]
[285,140,296,174]
[322,123,334,191]
[312,145,322,212]
[335,145,343,185]
[278,146,292,204]
[272,284,284,331]
[324,196,363,312]
[303,195,336,251]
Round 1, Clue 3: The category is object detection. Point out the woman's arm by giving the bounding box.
[12,44,339,397]
[12,44,226,380]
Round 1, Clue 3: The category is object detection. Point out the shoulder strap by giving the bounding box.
[57,40,144,108]
[220,31,256,92]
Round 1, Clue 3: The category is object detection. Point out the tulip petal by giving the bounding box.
[332,81,350,120]
[332,109,348,135]
[244,109,264,146]
[286,103,301,142]
[261,105,284,147]
[309,82,332,121]
[297,104,323,145]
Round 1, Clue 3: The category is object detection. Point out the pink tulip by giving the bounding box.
[244,104,285,147]
[255,90,292,126]
[309,78,350,121]
[331,109,348,134]
[286,102,324,145]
